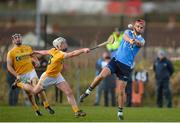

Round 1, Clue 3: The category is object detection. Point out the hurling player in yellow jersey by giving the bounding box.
[13,37,90,117]
[7,33,54,116]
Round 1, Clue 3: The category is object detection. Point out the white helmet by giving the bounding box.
[53,37,66,49]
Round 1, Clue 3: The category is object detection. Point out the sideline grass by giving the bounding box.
[0,105,180,122]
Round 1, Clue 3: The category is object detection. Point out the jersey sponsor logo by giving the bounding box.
[15,54,31,61]
[48,55,53,64]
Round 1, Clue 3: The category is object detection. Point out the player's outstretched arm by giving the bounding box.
[31,55,40,67]
[64,48,90,59]
[33,50,49,55]
[123,34,144,47]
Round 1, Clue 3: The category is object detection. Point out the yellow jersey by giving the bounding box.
[7,45,34,75]
[45,48,65,77]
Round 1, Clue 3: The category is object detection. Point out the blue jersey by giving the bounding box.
[95,58,103,76]
[115,29,145,67]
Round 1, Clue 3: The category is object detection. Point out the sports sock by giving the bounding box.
[27,92,40,112]
[72,106,79,113]
[17,82,24,89]
[39,91,50,108]
[43,101,49,108]
[118,107,123,112]
[85,86,93,95]
[32,104,39,111]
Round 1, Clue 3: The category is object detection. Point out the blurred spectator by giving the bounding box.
[125,73,132,107]
[55,86,63,103]
[125,62,136,107]
[35,55,48,77]
[106,27,123,57]
[153,49,174,108]
[2,62,20,106]
[101,53,116,107]
[132,72,144,107]
[94,57,104,106]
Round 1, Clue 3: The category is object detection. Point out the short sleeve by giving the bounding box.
[28,46,33,54]
[48,49,51,54]
[58,51,65,59]
[124,29,131,36]
[7,51,12,59]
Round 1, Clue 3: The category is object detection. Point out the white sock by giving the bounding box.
[118,111,123,116]
[85,89,92,95]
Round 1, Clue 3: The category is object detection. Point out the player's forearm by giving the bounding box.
[124,34,144,47]
[64,49,84,58]
[33,50,49,55]
[31,56,40,67]
[67,49,84,58]
[32,56,38,62]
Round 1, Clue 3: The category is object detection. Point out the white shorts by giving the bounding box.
[19,69,38,83]
[39,72,65,89]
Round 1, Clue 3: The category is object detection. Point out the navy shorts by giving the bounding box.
[107,57,132,82]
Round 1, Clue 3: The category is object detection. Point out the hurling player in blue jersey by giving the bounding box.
[80,19,146,120]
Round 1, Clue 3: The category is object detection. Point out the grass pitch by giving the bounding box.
[0,105,180,122]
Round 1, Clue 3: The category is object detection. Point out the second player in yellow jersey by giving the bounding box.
[7,45,33,75]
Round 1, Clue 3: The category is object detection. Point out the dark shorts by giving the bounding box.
[107,57,132,82]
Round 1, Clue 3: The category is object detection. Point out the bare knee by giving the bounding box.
[31,89,37,94]
[32,83,44,94]
[32,87,41,94]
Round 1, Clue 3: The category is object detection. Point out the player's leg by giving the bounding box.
[25,91,42,116]
[80,67,111,102]
[12,78,45,98]
[11,79,25,89]
[116,80,127,120]
[56,81,86,117]
[112,60,131,120]
[12,80,43,116]
[31,77,55,114]
[91,67,111,88]
[38,91,55,114]
[13,72,48,94]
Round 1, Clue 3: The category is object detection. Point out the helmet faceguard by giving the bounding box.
[12,33,22,46]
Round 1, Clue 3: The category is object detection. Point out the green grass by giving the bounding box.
[0,105,180,122]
